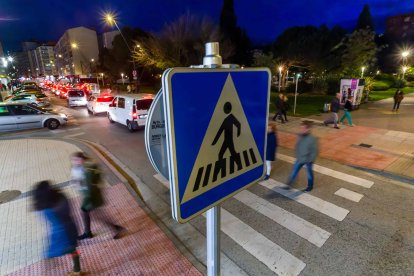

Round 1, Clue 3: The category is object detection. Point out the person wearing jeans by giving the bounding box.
[324,92,341,129]
[285,121,318,192]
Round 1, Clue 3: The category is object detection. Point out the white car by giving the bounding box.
[107,94,154,132]
[67,90,87,107]
[6,93,50,107]
[86,94,114,115]
[0,103,67,131]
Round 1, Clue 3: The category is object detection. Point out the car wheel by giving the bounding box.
[127,120,135,132]
[46,119,60,130]
[108,112,114,123]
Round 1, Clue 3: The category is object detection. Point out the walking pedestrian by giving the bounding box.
[264,122,278,180]
[70,152,125,240]
[282,95,289,122]
[324,92,341,129]
[340,96,354,126]
[284,121,318,192]
[392,90,404,111]
[272,93,285,123]
[33,180,81,276]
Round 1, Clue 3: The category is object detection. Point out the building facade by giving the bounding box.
[54,27,99,76]
[386,13,414,41]
[99,30,120,50]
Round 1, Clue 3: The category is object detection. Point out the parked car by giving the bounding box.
[6,93,50,107]
[86,94,114,115]
[107,94,154,132]
[0,102,67,131]
[67,90,87,107]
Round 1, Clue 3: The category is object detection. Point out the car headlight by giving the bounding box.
[59,113,67,118]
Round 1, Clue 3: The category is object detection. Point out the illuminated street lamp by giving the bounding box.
[278,66,282,92]
[71,43,78,49]
[121,73,125,85]
[101,73,105,86]
[361,66,365,78]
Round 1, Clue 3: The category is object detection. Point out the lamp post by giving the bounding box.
[293,73,301,115]
[361,66,365,79]
[401,51,410,65]
[278,66,282,92]
[101,73,105,86]
[121,73,124,85]
[104,12,138,92]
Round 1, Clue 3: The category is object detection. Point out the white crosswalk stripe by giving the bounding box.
[204,209,306,276]
[277,154,374,188]
[259,179,349,221]
[334,188,364,202]
[234,190,331,248]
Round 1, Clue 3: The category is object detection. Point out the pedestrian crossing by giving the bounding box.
[153,155,375,276]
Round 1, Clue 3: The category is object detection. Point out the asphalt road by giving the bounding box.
[2,91,413,275]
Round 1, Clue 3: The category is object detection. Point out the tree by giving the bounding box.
[340,28,378,77]
[356,4,374,31]
[133,14,234,70]
[219,0,251,65]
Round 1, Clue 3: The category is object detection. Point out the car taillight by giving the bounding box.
[132,105,137,119]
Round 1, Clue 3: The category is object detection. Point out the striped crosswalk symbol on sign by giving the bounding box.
[181,74,263,204]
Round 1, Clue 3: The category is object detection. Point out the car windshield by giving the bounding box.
[68,90,84,97]
[136,99,153,110]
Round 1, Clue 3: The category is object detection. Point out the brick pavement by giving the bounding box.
[0,139,202,275]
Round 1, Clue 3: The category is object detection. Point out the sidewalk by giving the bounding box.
[277,93,414,181]
[0,139,202,275]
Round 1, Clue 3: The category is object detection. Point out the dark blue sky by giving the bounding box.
[1,0,414,52]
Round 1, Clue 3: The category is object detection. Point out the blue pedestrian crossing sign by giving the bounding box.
[163,68,270,222]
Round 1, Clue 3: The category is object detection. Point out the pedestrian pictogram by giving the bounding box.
[163,67,270,222]
[181,75,263,204]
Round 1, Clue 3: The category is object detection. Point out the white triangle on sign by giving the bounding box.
[181,74,263,204]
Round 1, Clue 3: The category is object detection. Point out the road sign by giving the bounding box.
[163,68,270,222]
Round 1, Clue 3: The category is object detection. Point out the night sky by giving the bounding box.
[1,0,414,52]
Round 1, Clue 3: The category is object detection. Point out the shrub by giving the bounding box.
[371,80,391,91]
[393,79,406,88]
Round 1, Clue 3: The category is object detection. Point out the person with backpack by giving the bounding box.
[33,180,81,275]
[70,151,125,240]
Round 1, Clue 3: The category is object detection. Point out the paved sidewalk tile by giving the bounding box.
[8,184,201,276]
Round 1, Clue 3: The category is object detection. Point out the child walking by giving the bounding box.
[264,123,278,180]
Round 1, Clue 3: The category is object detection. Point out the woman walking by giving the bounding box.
[264,123,278,180]
[33,180,81,275]
[392,90,404,111]
[340,96,354,126]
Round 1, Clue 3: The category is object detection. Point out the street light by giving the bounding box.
[101,73,105,86]
[402,66,408,79]
[71,43,78,49]
[278,66,282,92]
[121,73,124,85]
[361,66,365,78]
[293,73,301,115]
[104,11,138,92]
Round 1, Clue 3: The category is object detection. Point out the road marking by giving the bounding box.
[260,179,349,221]
[154,174,170,189]
[203,209,306,276]
[235,190,331,248]
[64,132,85,138]
[278,154,374,188]
[334,188,364,202]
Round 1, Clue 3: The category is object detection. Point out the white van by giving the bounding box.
[107,94,154,132]
[67,90,87,107]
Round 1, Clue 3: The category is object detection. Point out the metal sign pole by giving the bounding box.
[203,42,222,276]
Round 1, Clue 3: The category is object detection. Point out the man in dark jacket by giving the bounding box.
[71,152,125,240]
[285,121,318,192]
[272,93,286,123]
[324,92,341,129]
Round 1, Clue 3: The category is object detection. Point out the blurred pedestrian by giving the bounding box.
[282,95,289,122]
[324,92,341,129]
[264,122,278,180]
[340,96,354,126]
[33,180,81,275]
[272,93,286,123]
[392,90,404,111]
[284,121,318,192]
[70,152,125,240]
